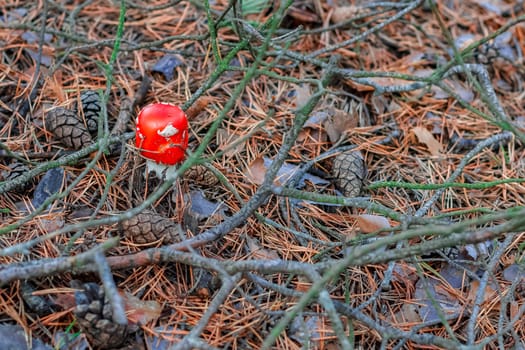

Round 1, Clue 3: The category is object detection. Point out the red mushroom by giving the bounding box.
[135,103,189,178]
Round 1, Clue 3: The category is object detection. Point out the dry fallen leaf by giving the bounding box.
[297,127,327,144]
[0,324,52,350]
[331,5,359,23]
[392,263,418,284]
[32,167,64,209]
[389,303,421,324]
[246,236,279,260]
[431,79,474,102]
[412,126,442,156]
[52,292,77,310]
[415,278,461,323]
[41,216,65,232]
[468,280,497,303]
[324,107,358,143]
[295,84,311,109]
[247,156,330,187]
[356,214,391,233]
[151,54,184,81]
[188,190,226,218]
[247,157,267,185]
[123,292,162,325]
[439,263,467,289]
[502,264,525,282]
[510,300,521,321]
[304,110,331,128]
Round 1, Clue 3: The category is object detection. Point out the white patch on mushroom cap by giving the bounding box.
[136,127,145,140]
[157,123,179,138]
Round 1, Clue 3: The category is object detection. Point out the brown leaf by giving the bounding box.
[41,217,65,232]
[51,292,77,310]
[366,76,405,87]
[298,127,327,144]
[295,84,311,109]
[412,126,442,156]
[303,110,331,128]
[389,303,421,324]
[392,263,418,284]
[247,157,266,185]
[331,5,359,23]
[356,214,391,233]
[323,107,358,143]
[431,79,474,102]
[510,301,521,321]
[415,278,461,323]
[122,292,162,325]
[287,6,320,24]
[468,280,497,303]
[246,236,279,260]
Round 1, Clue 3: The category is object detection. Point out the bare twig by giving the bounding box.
[93,250,127,325]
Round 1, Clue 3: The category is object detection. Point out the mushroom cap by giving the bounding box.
[135,103,189,165]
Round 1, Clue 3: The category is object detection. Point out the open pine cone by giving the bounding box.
[332,150,367,197]
[73,282,137,349]
[120,210,181,244]
[46,107,92,150]
[76,90,102,135]
[185,165,219,187]
[1,162,32,192]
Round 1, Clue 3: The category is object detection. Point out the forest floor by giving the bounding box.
[1,1,525,349]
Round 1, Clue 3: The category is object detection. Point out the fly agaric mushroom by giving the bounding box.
[135,103,189,178]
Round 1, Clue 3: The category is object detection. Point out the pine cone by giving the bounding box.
[332,150,367,197]
[21,281,55,316]
[474,44,500,65]
[73,282,135,349]
[120,210,181,244]
[1,162,32,192]
[46,107,92,149]
[185,165,219,187]
[76,90,102,135]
